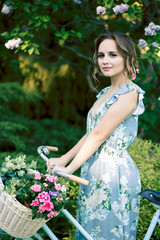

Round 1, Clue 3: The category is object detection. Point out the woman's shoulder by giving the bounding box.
[117,82,145,116]
[118,82,145,96]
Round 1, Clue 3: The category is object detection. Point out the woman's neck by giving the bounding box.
[110,74,132,89]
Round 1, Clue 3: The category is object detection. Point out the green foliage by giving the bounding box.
[128,138,160,240]
[0,0,159,141]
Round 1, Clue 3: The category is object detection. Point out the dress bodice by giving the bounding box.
[86,83,145,151]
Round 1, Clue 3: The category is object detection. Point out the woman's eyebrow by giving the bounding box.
[108,51,118,54]
[98,51,118,54]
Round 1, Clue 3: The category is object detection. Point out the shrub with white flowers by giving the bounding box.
[1,4,12,14]
[113,4,129,15]
[96,6,106,15]
[5,38,23,50]
[138,39,147,49]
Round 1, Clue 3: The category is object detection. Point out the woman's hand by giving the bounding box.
[46,157,65,173]
[49,165,74,176]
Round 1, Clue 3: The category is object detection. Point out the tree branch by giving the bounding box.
[63,45,93,63]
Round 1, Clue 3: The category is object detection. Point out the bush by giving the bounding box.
[128,138,160,240]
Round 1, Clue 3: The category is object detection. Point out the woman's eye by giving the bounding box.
[98,54,104,58]
[110,53,117,57]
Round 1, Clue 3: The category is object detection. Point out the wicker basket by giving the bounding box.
[0,178,49,238]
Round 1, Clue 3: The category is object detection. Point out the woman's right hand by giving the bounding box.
[46,156,66,173]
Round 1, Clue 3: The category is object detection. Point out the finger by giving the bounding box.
[46,162,50,172]
[49,164,55,175]
[46,160,52,172]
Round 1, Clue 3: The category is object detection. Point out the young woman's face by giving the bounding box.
[98,39,126,79]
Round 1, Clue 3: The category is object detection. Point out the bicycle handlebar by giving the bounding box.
[46,146,58,152]
[37,146,89,186]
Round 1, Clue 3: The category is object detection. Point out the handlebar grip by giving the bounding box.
[47,146,58,152]
[54,170,89,186]
[69,175,89,186]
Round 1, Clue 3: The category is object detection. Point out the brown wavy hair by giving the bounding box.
[93,32,138,85]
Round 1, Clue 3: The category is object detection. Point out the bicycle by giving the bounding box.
[140,189,160,240]
[0,145,159,240]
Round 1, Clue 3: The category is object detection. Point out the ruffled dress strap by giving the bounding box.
[104,83,145,115]
[96,86,110,99]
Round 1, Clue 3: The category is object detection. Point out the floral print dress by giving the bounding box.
[75,83,145,240]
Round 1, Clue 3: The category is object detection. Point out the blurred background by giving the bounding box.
[0,0,159,239]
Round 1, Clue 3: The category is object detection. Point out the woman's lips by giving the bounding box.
[103,67,112,71]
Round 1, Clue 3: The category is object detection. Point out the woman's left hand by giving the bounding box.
[49,165,74,176]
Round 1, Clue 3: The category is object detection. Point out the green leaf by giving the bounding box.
[31,6,38,12]
[133,4,139,12]
[5,0,13,4]
[42,15,50,22]
[61,27,66,34]
[63,33,69,40]
[32,43,40,48]
[77,32,82,39]
[42,1,51,7]
[105,0,113,5]
[128,11,135,19]
[24,6,30,13]
[140,54,148,59]
[28,20,34,26]
[35,20,41,27]
[51,24,56,30]
[32,13,40,20]
[123,0,129,3]
[28,47,34,55]
[55,31,62,38]
[1,32,9,38]
[59,39,65,46]
[42,23,48,29]
[12,26,21,33]
[52,4,59,11]
[148,58,153,64]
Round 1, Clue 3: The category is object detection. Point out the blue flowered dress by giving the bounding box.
[75,83,145,240]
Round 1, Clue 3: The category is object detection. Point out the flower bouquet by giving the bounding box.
[0,155,69,238]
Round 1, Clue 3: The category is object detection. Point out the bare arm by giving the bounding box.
[47,134,86,171]
[60,134,86,165]
[66,89,138,173]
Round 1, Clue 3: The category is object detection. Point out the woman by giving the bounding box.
[47,32,145,240]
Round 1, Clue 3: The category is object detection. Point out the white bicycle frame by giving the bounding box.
[143,204,160,240]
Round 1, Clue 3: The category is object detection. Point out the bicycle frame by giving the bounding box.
[37,145,93,240]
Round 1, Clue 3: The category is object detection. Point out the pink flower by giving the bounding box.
[47,210,58,218]
[43,201,54,211]
[30,184,41,192]
[55,183,61,191]
[39,204,46,213]
[96,6,106,15]
[37,191,50,202]
[35,173,41,180]
[131,73,137,80]
[31,199,39,206]
[45,174,58,183]
[135,68,139,74]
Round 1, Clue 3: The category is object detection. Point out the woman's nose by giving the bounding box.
[102,56,109,64]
